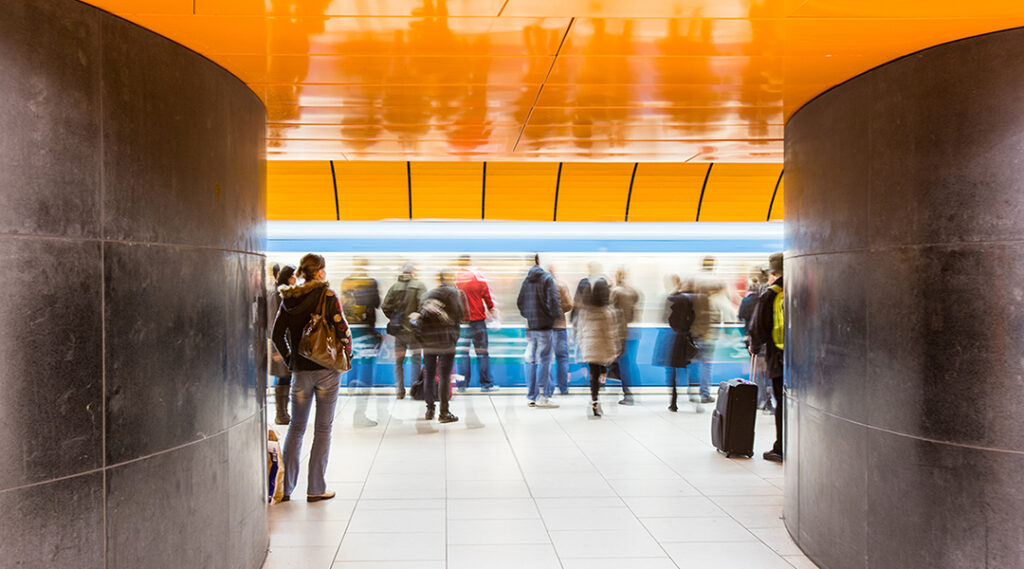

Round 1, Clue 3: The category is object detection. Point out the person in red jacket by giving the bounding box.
[455,255,500,392]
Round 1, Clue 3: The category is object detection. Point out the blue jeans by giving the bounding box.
[349,328,381,388]
[616,328,640,396]
[457,320,492,388]
[687,337,714,398]
[525,329,554,401]
[284,368,340,497]
[547,328,569,397]
[393,336,422,393]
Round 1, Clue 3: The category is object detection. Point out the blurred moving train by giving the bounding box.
[268,221,783,390]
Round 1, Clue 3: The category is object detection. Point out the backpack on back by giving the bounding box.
[769,284,784,350]
[342,278,378,323]
[668,294,695,334]
[384,284,415,336]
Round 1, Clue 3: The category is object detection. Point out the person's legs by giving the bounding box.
[394,339,408,396]
[621,329,640,397]
[588,363,603,401]
[524,331,538,402]
[535,329,554,400]
[666,367,678,410]
[349,328,376,389]
[423,353,438,415]
[698,338,713,399]
[456,325,472,390]
[439,353,455,416]
[307,370,340,496]
[554,328,569,395]
[274,374,292,424]
[283,371,315,497]
[771,374,784,455]
[410,346,423,389]
[471,320,493,389]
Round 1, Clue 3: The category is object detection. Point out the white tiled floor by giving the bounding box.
[262,392,818,569]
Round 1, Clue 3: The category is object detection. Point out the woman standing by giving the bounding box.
[271,254,352,502]
[577,279,622,417]
[654,275,698,412]
[269,264,297,425]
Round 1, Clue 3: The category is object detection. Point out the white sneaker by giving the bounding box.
[535,397,560,408]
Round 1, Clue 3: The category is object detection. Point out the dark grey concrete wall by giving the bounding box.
[784,27,1024,569]
[0,1,267,568]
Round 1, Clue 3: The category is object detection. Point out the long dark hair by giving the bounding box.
[589,278,611,307]
[276,264,296,287]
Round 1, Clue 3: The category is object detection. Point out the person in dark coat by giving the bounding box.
[341,257,382,389]
[411,269,465,423]
[654,274,698,412]
[271,253,353,502]
[269,264,297,424]
[382,262,427,400]
[750,253,785,463]
[516,255,562,408]
[739,274,773,413]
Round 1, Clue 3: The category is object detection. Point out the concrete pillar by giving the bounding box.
[784,27,1024,569]
[0,1,268,567]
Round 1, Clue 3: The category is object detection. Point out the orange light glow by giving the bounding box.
[80,0,1024,163]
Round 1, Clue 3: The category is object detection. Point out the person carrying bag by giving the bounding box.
[298,284,351,373]
[271,253,354,503]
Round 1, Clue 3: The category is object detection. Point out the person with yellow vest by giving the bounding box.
[750,253,785,463]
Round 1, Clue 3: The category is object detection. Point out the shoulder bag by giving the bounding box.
[298,289,352,373]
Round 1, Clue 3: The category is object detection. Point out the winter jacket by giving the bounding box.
[516,265,561,331]
[382,274,427,338]
[272,280,352,371]
[553,279,573,329]
[750,276,784,379]
[738,292,758,334]
[341,273,381,329]
[414,283,465,354]
[610,284,639,342]
[456,268,495,322]
[689,291,711,339]
[577,305,623,365]
[653,292,698,369]
[267,286,290,377]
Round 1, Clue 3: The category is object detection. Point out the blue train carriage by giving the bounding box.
[352,322,751,389]
[267,220,782,390]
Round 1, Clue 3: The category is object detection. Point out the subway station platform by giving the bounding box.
[10,1,1024,568]
[263,394,808,569]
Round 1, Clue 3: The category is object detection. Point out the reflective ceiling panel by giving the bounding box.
[83,0,1024,162]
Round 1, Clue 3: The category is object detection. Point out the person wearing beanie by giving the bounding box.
[382,262,427,399]
[750,252,785,463]
[268,264,296,425]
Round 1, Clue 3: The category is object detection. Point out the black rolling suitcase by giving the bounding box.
[710,379,758,458]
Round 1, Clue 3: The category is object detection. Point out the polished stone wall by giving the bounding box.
[0,1,267,568]
[784,27,1024,569]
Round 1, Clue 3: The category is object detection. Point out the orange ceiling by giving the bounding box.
[267,160,784,221]
[85,0,1024,162]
